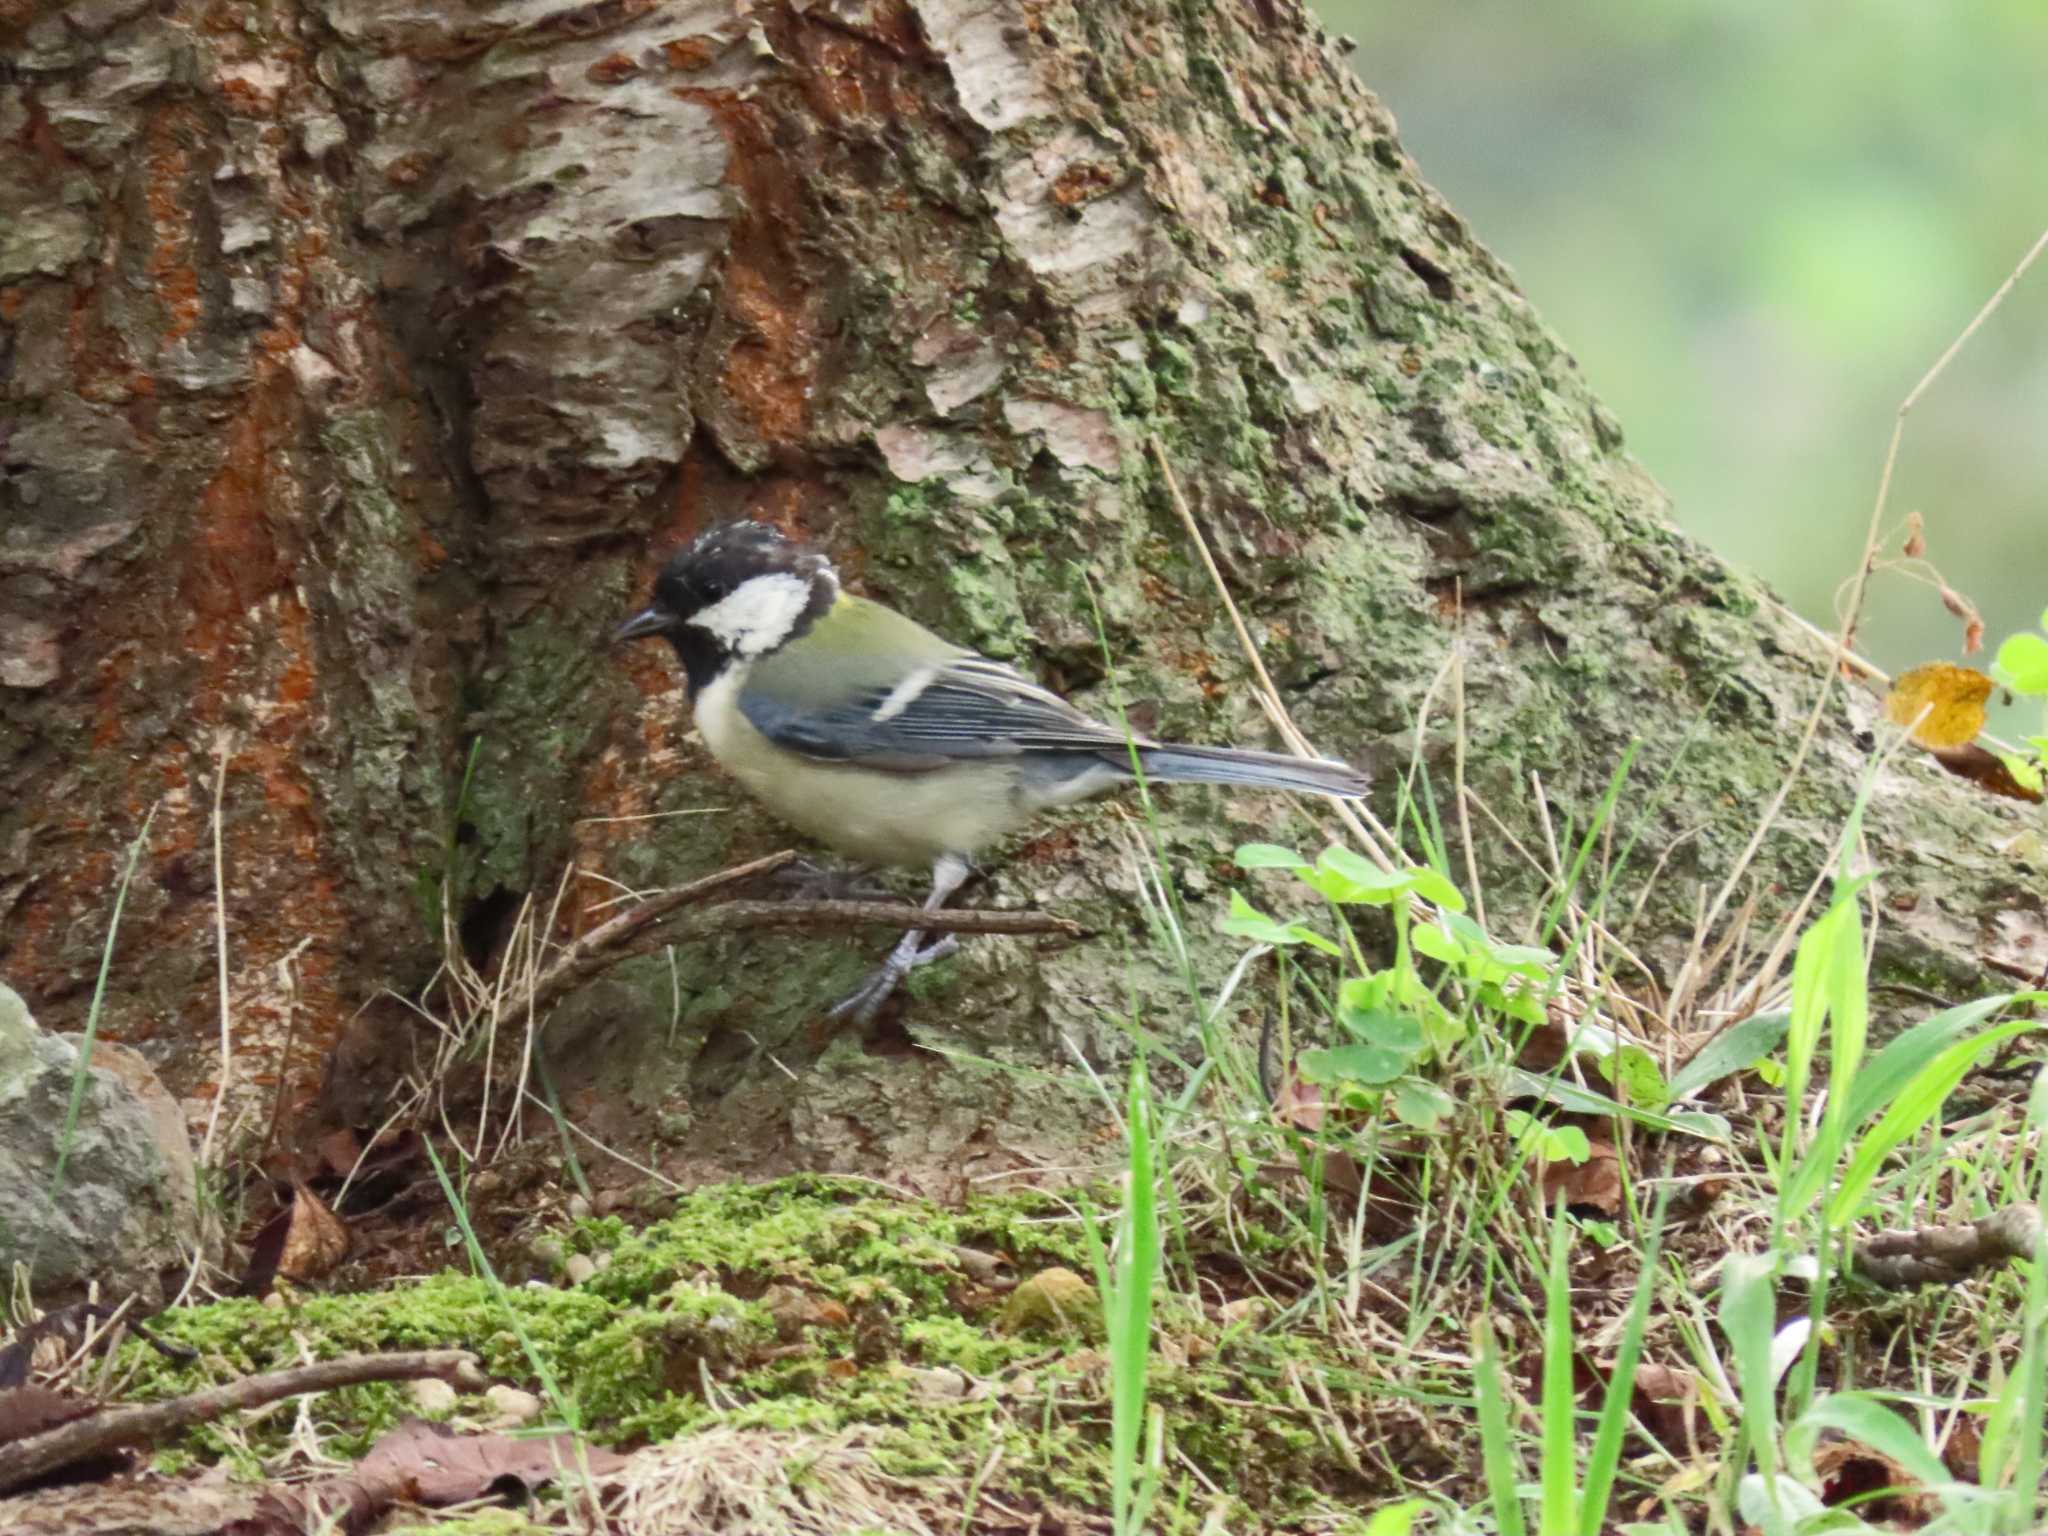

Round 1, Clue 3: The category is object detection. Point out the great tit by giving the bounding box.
[615,521,1368,1023]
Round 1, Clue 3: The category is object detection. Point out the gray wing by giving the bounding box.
[738,655,1141,771]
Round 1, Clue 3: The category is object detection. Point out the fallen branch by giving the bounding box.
[1853,1202,2044,1289]
[0,1349,485,1494]
[522,850,1082,1015]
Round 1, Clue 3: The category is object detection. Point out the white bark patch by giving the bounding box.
[1002,398,1120,474]
[688,573,815,657]
[0,620,59,690]
[1256,337,1325,415]
[914,321,1005,413]
[875,425,977,481]
[911,0,1055,132]
[216,58,290,110]
[288,343,342,396]
[994,131,1155,279]
[327,0,760,480]
[946,468,1008,503]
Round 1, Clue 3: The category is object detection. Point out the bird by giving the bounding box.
[614,520,1370,1024]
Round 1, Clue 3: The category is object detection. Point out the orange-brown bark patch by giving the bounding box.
[661,36,717,71]
[143,108,203,345]
[717,261,814,451]
[587,50,640,83]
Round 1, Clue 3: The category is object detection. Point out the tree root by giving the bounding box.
[1852,1202,2044,1289]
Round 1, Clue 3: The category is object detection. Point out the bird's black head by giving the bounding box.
[614,521,839,696]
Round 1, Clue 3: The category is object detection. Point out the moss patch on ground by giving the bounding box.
[123,1176,1405,1531]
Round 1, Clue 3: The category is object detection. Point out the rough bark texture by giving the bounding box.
[3,0,2040,1189]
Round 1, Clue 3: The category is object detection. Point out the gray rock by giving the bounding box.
[0,982,203,1307]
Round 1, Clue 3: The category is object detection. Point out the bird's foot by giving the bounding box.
[826,931,961,1027]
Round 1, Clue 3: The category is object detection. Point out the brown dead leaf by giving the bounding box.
[1272,1069,1325,1132]
[1814,1438,1935,1522]
[1515,1019,1575,1076]
[316,1127,364,1179]
[353,1418,627,1505]
[1630,1361,1701,1451]
[1884,663,1990,748]
[1941,1418,1982,1483]
[241,1180,350,1295]
[1539,1137,1623,1216]
[760,1284,851,1340]
[1928,743,2044,803]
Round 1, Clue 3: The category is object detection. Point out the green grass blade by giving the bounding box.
[1540,1199,1578,1536]
[51,806,158,1197]
[1825,1019,2038,1228]
[1721,1252,1781,1498]
[1842,994,2022,1131]
[1580,1199,1669,1536]
[1474,1295,1528,1536]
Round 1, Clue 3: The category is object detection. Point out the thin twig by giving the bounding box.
[199,733,235,1169]
[520,881,1080,1017]
[0,1350,486,1493]
[1148,434,1402,872]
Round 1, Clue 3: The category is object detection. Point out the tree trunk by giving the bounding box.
[3,0,2038,1190]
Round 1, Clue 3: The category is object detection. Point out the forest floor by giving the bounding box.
[3,802,2045,1536]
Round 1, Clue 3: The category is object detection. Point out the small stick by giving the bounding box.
[0,1350,486,1493]
[520,861,1080,1017]
[1148,435,1404,874]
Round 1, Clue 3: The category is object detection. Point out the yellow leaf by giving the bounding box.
[1883,663,1990,749]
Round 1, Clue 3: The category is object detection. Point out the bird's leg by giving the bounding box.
[826,854,971,1025]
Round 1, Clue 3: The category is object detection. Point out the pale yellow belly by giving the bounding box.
[694,670,1029,868]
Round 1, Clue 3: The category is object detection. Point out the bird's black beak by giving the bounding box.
[611,606,676,644]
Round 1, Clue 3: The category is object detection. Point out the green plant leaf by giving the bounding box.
[1411,922,1466,966]
[1337,989,1425,1055]
[1363,1500,1428,1536]
[1499,1067,1727,1139]
[1998,751,2045,793]
[1598,1045,1671,1110]
[1301,1042,1410,1087]
[1487,942,1561,976]
[1234,843,1308,870]
[1390,1077,1455,1130]
[1993,629,2048,695]
[1508,1110,1590,1163]
[1406,866,1467,912]
[1218,890,1340,956]
[1843,993,2015,1131]
[1310,845,1415,905]
[1667,1012,1790,1101]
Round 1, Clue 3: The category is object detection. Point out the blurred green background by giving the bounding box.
[1334,0,2048,710]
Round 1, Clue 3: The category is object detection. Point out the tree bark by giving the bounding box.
[3,0,2039,1188]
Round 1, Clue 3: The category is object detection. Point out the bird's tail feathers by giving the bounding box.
[1132,744,1368,800]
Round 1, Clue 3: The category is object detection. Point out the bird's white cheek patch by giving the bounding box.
[689,573,813,656]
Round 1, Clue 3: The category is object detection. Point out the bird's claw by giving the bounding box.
[825,933,960,1026]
